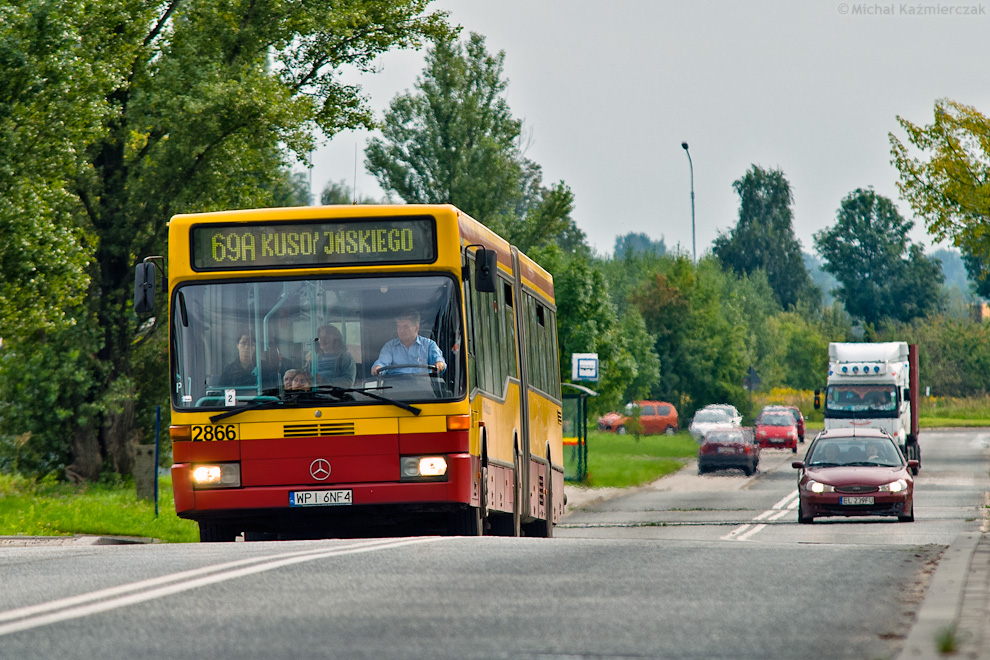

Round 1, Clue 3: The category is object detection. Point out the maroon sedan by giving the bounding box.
[792,428,917,524]
[698,428,760,476]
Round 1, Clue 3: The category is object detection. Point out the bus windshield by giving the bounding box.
[171,274,465,409]
[824,384,898,417]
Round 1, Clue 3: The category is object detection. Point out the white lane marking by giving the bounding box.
[0,539,395,624]
[721,524,752,541]
[736,524,768,542]
[726,489,799,542]
[0,537,441,637]
[772,490,800,510]
[768,508,792,522]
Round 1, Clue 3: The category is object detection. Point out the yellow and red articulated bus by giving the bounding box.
[135,204,563,541]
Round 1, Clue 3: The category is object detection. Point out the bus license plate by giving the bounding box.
[289,490,353,507]
[840,496,874,505]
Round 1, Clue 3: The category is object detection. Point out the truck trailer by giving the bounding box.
[815,342,921,474]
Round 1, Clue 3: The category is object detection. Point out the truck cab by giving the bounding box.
[818,342,920,473]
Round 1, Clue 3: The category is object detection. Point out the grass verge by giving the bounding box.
[582,430,699,488]
[0,473,199,543]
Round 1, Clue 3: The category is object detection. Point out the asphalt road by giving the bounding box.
[0,429,986,660]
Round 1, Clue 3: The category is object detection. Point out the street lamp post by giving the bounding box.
[681,142,695,263]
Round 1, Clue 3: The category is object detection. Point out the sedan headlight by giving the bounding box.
[878,479,909,493]
[806,480,835,493]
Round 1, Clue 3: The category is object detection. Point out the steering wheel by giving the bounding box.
[376,363,439,375]
[375,363,437,387]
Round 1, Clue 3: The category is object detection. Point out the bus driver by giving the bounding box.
[371,308,446,376]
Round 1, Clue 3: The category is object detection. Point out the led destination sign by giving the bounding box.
[192,217,436,270]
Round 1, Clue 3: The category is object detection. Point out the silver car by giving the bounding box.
[689,407,736,441]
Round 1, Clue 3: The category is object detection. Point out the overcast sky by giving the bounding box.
[309,0,990,258]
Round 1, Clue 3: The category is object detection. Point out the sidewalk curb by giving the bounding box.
[0,535,156,546]
[897,531,983,660]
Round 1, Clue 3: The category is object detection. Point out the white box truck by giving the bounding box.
[815,342,921,474]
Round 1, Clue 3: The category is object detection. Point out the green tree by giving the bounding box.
[614,232,666,258]
[534,246,654,415]
[365,31,575,244]
[626,255,751,417]
[876,317,990,398]
[0,1,450,480]
[814,188,945,326]
[630,259,692,402]
[766,309,834,391]
[366,32,522,224]
[0,2,99,340]
[494,181,588,256]
[891,99,990,293]
[320,178,380,205]
[713,165,819,310]
[679,259,750,416]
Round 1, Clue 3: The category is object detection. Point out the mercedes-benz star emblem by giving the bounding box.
[309,458,331,481]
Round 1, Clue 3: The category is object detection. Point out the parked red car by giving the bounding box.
[755,409,799,452]
[597,400,678,435]
[698,428,760,476]
[792,428,916,524]
[760,405,806,442]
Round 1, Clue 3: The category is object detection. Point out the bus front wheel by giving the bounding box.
[199,521,238,542]
[447,505,482,536]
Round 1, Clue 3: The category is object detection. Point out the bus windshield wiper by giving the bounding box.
[209,397,291,423]
[210,385,421,422]
[312,385,421,416]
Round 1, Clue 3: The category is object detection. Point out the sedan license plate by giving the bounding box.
[716,447,736,454]
[289,490,353,507]
[840,496,874,505]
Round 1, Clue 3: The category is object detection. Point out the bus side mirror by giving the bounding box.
[474,248,497,293]
[902,387,910,404]
[134,262,156,314]
[813,388,821,411]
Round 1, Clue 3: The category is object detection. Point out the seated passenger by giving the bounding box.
[288,371,314,391]
[219,333,258,387]
[282,369,299,391]
[312,325,356,387]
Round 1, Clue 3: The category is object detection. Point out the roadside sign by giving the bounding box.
[571,353,599,382]
[743,365,761,391]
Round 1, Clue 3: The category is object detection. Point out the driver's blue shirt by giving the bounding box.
[372,335,445,374]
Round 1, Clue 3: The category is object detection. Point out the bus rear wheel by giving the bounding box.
[489,450,521,536]
[523,460,554,538]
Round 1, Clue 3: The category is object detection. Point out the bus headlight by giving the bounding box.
[400,456,448,481]
[192,463,241,489]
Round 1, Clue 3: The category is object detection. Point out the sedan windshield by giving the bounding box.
[171,274,465,409]
[807,438,903,467]
[695,410,730,424]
